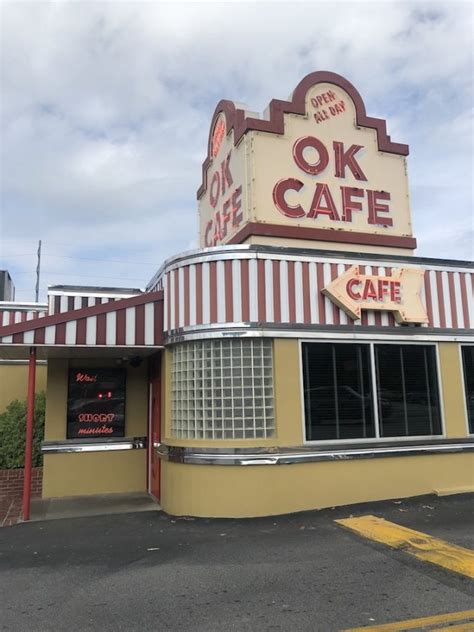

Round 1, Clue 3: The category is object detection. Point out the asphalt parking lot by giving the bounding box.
[0,494,473,631]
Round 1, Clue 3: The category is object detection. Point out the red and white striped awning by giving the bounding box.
[158,247,474,333]
[0,291,164,349]
[0,302,48,326]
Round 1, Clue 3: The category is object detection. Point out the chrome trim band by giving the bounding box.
[165,324,474,345]
[42,437,146,454]
[0,301,48,310]
[0,359,47,365]
[156,441,474,466]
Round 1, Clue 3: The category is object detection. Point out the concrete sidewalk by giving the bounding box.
[29,491,160,522]
[0,496,23,527]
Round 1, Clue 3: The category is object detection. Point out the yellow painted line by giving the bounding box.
[336,515,474,579]
[342,608,474,631]
[437,624,474,631]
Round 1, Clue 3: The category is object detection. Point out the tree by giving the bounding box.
[0,392,46,469]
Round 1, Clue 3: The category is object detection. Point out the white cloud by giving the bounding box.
[1,1,472,299]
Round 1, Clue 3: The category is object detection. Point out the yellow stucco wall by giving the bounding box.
[160,453,474,517]
[438,342,469,438]
[42,358,148,498]
[39,338,472,512]
[43,451,146,497]
[0,362,47,412]
[159,338,473,517]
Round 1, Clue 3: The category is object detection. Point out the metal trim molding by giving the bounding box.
[42,437,146,453]
[156,440,474,466]
[164,323,474,345]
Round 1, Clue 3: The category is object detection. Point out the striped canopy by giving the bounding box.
[0,291,164,358]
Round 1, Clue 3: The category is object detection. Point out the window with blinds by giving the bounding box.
[461,346,474,434]
[303,343,375,441]
[375,345,442,437]
[302,342,443,442]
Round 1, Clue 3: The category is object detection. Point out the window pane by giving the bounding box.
[172,339,274,439]
[375,344,442,437]
[303,343,375,441]
[461,346,474,434]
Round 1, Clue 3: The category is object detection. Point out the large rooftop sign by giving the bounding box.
[197,71,416,253]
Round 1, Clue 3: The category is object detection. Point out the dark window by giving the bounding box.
[375,345,442,437]
[461,346,474,434]
[302,342,375,441]
[67,368,126,439]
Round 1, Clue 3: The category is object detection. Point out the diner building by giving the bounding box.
[1,71,473,518]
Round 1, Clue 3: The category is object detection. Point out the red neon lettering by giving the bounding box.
[76,372,97,383]
[78,425,114,435]
[272,178,305,218]
[311,91,337,109]
[221,199,231,238]
[333,142,367,181]
[204,220,213,247]
[314,110,330,124]
[341,187,364,222]
[209,171,220,208]
[390,280,401,303]
[212,119,226,157]
[368,190,393,226]
[220,152,233,195]
[377,279,390,301]
[362,279,377,301]
[307,183,340,220]
[347,278,362,300]
[293,136,329,175]
[231,186,243,227]
[213,212,222,244]
[78,413,115,423]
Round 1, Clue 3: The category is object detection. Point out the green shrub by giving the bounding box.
[0,392,46,469]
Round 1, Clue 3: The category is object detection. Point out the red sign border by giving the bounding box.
[197,71,409,200]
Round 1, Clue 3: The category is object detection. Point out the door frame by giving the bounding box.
[147,353,161,501]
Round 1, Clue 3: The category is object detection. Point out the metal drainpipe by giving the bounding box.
[22,346,37,521]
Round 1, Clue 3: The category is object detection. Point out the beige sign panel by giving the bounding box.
[322,265,428,324]
[198,113,248,248]
[198,72,416,252]
[252,83,412,238]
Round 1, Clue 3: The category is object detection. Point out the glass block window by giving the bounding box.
[172,339,275,439]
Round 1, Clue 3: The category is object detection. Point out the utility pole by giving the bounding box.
[35,240,41,302]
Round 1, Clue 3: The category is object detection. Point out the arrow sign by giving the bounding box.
[322,265,428,324]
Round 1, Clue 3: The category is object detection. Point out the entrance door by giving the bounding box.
[148,354,161,502]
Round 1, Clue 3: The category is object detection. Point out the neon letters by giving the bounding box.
[272,136,393,227]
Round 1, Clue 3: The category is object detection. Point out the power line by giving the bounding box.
[44,254,157,265]
[13,270,148,281]
[1,252,157,265]
[1,238,42,243]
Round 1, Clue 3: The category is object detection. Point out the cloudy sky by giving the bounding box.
[1,0,473,302]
